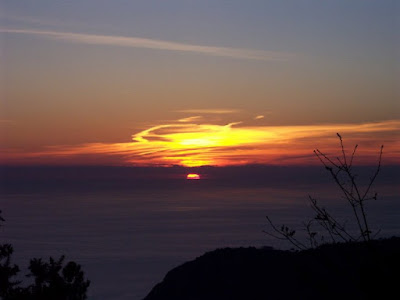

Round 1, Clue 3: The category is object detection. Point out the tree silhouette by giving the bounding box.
[0,210,90,299]
[0,244,21,299]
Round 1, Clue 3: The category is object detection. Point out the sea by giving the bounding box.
[1,165,398,299]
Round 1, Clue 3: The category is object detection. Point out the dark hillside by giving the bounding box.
[144,237,400,300]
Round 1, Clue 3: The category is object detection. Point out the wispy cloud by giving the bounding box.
[178,116,202,123]
[2,119,399,167]
[0,28,293,61]
[0,119,15,126]
[176,109,241,114]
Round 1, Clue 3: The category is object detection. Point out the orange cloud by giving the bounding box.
[2,119,399,167]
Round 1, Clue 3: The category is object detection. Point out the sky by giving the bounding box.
[1,0,399,167]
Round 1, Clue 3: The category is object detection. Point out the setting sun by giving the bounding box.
[186,173,200,180]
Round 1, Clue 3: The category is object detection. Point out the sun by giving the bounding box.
[186,173,200,180]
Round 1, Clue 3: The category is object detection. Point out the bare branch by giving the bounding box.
[337,133,348,166]
[266,134,382,249]
[265,216,307,250]
[303,220,319,248]
[362,145,383,201]
[349,144,358,168]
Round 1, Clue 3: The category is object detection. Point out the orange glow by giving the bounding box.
[2,118,399,166]
[187,173,200,180]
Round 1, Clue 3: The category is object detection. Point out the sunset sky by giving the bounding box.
[1,1,399,167]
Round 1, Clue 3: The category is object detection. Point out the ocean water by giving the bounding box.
[1,166,398,299]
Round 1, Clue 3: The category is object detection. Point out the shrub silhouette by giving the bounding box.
[0,243,21,298]
[0,210,90,299]
[265,134,384,250]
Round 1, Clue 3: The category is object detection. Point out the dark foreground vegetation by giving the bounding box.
[0,210,90,300]
[144,237,400,300]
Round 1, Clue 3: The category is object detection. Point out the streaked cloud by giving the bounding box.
[0,119,15,126]
[178,116,202,123]
[176,109,241,114]
[254,115,264,120]
[2,119,399,167]
[0,28,293,61]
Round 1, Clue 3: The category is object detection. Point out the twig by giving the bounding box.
[265,134,383,248]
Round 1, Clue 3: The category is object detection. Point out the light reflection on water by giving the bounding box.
[0,180,398,300]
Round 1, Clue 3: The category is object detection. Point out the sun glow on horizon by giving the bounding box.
[3,118,399,167]
[187,173,200,180]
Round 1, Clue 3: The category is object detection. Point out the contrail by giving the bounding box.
[0,28,293,61]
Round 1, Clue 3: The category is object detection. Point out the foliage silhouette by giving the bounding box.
[265,134,384,250]
[0,244,21,299]
[0,210,90,300]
